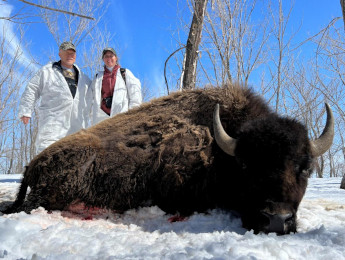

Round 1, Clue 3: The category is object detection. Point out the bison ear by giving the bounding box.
[213,103,237,156]
[310,103,334,157]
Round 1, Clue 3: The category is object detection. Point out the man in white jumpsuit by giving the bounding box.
[18,42,91,154]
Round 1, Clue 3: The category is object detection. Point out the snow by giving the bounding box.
[1,174,345,260]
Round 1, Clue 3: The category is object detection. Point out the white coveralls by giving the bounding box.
[18,62,91,154]
[88,68,142,125]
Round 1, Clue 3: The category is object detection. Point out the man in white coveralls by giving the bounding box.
[18,42,91,154]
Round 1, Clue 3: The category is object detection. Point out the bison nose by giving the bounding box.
[262,211,293,234]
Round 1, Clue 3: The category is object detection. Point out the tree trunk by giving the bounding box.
[314,158,324,178]
[182,0,208,90]
[341,0,345,30]
[339,0,345,187]
[341,174,345,189]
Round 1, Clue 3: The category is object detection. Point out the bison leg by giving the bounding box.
[2,170,29,214]
[152,125,214,215]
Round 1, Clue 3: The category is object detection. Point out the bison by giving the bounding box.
[3,85,334,235]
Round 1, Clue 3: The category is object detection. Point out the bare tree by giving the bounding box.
[264,0,301,113]
[18,0,95,20]
[196,0,271,87]
[80,26,119,79]
[0,0,35,23]
[1,0,94,23]
[0,25,35,173]
[182,0,208,90]
[38,0,105,46]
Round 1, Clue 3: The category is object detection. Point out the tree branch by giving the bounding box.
[164,46,186,94]
[17,0,95,20]
[291,17,341,52]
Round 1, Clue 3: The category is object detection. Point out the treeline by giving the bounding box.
[1,0,345,178]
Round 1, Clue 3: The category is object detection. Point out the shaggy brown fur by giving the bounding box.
[3,84,323,234]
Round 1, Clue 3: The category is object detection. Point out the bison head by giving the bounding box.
[213,103,334,235]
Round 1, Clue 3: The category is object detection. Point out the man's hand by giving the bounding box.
[20,116,30,125]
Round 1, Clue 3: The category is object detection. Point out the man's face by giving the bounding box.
[103,51,117,68]
[59,49,76,68]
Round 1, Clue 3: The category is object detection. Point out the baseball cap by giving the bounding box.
[102,47,116,58]
[59,42,76,51]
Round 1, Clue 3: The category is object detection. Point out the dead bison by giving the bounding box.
[3,85,334,235]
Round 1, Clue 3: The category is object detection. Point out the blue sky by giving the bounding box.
[0,0,343,99]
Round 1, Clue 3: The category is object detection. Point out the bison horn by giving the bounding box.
[310,103,335,157]
[213,103,237,156]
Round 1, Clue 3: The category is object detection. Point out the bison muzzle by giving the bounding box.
[3,85,334,235]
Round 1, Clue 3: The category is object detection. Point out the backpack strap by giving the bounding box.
[95,69,125,82]
[120,68,126,84]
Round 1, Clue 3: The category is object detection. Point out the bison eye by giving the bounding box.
[294,165,301,174]
[301,169,311,178]
[296,166,311,178]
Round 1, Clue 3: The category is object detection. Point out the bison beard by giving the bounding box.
[2,84,334,235]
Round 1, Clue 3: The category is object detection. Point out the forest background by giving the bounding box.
[0,0,344,179]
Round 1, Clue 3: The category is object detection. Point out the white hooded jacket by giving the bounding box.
[88,67,142,125]
[18,62,91,154]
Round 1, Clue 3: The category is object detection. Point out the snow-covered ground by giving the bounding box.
[1,174,345,260]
